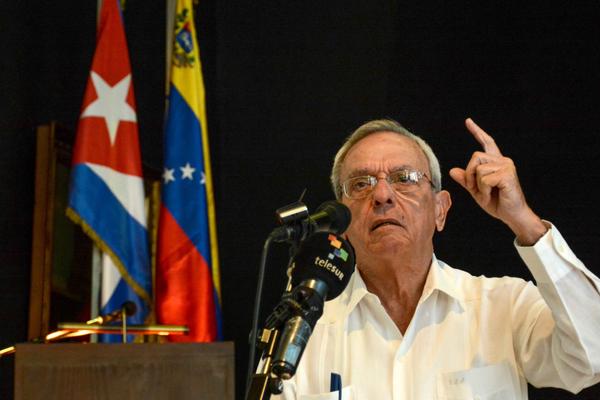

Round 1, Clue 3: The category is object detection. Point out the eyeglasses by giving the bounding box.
[341,168,433,199]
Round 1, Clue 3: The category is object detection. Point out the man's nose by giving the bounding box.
[372,177,394,206]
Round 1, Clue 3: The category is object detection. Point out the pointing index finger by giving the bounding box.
[465,118,502,156]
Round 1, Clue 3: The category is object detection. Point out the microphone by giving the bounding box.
[86,301,137,325]
[271,231,355,379]
[270,200,352,243]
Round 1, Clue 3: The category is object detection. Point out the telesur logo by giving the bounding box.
[327,234,349,261]
[313,234,348,281]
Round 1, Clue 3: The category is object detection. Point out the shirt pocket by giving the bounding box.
[299,385,353,400]
[436,362,518,400]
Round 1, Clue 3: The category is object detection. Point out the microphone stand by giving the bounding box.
[245,327,282,399]
[247,255,324,400]
[121,306,127,343]
[246,235,303,400]
[245,197,316,400]
[246,292,298,399]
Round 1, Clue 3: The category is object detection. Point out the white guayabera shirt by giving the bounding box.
[273,224,600,400]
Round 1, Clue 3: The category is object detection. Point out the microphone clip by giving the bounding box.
[275,200,309,226]
[269,198,351,244]
[270,199,310,244]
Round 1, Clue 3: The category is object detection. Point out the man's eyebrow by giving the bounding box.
[346,168,372,178]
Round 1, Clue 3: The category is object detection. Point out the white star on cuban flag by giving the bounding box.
[80,71,137,146]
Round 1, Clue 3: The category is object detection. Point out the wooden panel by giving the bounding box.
[14,342,234,400]
[28,123,57,340]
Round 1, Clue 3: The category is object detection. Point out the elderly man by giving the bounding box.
[274,118,600,399]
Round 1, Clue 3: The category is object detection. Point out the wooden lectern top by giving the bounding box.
[14,342,235,400]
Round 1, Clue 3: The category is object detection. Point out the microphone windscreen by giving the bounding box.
[291,231,355,300]
[314,201,351,235]
[122,301,137,316]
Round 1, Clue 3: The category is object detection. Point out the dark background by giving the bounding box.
[1,0,599,399]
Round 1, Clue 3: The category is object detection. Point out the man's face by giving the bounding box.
[339,132,449,264]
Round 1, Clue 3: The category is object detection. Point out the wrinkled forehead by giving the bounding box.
[341,131,430,178]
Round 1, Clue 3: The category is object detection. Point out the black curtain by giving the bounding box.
[1,1,599,399]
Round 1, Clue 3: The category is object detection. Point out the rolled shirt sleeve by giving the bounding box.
[515,222,600,392]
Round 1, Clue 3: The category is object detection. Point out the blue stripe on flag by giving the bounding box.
[69,164,151,294]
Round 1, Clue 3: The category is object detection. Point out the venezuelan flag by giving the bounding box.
[156,0,222,342]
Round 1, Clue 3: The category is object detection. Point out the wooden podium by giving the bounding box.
[14,342,234,400]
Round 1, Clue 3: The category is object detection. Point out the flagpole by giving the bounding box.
[90,246,102,343]
[166,0,176,95]
[89,0,111,345]
[90,0,104,345]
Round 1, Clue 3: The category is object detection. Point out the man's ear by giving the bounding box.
[434,190,452,232]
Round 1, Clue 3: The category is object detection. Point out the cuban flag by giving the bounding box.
[156,0,222,342]
[67,0,151,342]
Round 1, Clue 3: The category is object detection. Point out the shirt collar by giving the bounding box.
[421,255,465,308]
[321,254,465,323]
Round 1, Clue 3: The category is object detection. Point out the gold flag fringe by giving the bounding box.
[66,207,153,308]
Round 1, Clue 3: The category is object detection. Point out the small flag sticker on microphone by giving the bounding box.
[328,234,349,261]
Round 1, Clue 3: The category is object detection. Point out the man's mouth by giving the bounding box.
[370,219,403,232]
